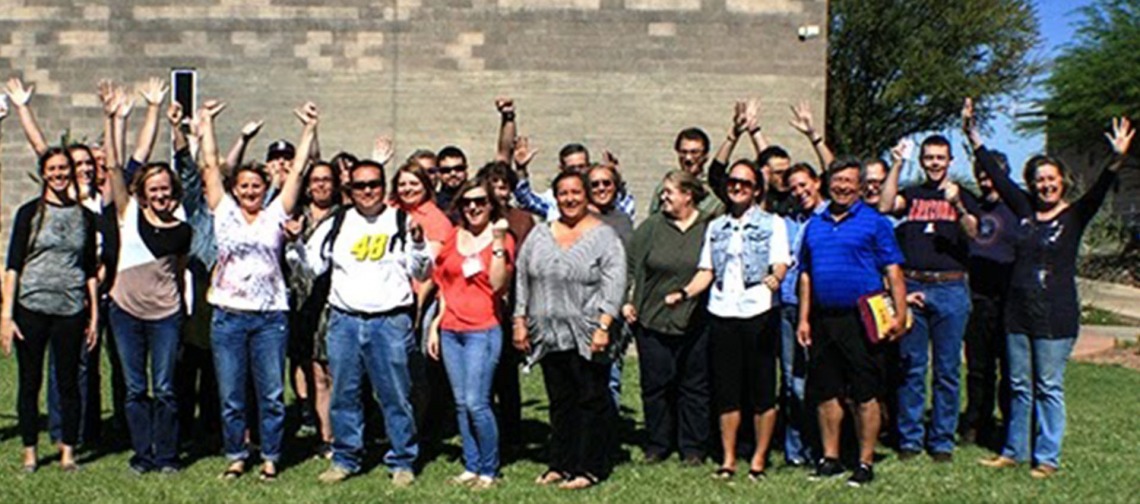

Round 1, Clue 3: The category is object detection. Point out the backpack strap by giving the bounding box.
[319,207,349,262]
[388,208,408,253]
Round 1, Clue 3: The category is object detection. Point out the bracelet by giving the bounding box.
[675,288,690,301]
[501,112,516,121]
[748,127,761,135]
[811,136,824,145]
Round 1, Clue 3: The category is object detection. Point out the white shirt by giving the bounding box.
[287,207,431,314]
[698,212,790,318]
[209,196,289,311]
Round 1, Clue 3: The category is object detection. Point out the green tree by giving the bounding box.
[827,0,1040,158]
[1033,0,1140,153]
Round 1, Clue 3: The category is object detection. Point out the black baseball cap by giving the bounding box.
[266,140,296,161]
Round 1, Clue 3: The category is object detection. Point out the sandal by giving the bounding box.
[535,469,568,486]
[259,466,279,482]
[747,469,767,482]
[219,462,245,481]
[711,467,735,480]
[558,473,599,490]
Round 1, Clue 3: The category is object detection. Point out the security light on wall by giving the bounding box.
[798,25,821,41]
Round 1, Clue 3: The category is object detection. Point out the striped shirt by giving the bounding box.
[513,222,627,364]
[800,200,903,309]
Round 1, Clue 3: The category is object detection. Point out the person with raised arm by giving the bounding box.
[666,159,790,482]
[199,99,313,482]
[102,88,192,472]
[967,98,1135,479]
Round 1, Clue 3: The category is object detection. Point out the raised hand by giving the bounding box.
[5,78,33,107]
[602,149,620,167]
[198,99,227,123]
[372,135,394,165]
[789,101,816,137]
[890,138,911,165]
[241,120,264,140]
[1106,117,1135,156]
[114,86,135,119]
[961,97,977,134]
[98,80,118,117]
[294,102,319,126]
[495,97,514,115]
[513,136,538,168]
[744,97,762,132]
[732,100,748,136]
[138,77,168,106]
[166,102,184,126]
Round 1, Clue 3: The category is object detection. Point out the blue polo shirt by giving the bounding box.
[800,200,904,309]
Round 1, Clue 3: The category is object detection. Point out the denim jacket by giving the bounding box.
[707,206,776,290]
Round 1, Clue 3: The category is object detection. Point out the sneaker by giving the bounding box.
[847,463,874,487]
[978,456,1019,469]
[158,465,181,475]
[1030,465,1058,479]
[447,471,478,486]
[318,465,352,484]
[809,458,845,481]
[471,476,498,491]
[897,449,922,461]
[930,452,953,463]
[391,469,416,487]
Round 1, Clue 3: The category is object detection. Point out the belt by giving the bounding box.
[904,270,966,283]
[332,305,413,319]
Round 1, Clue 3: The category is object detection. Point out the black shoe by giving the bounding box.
[809,458,845,481]
[643,452,667,465]
[897,449,921,461]
[959,427,978,446]
[680,454,705,467]
[847,463,874,487]
[931,452,953,463]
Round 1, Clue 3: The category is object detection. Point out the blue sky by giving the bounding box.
[906,0,1095,184]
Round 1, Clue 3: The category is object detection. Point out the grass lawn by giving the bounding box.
[0,354,1137,503]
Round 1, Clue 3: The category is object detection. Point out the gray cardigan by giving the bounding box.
[514,222,627,365]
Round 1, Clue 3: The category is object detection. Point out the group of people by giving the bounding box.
[0,76,1132,490]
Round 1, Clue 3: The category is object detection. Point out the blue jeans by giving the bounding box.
[210,308,288,463]
[897,279,970,454]
[779,304,811,463]
[441,327,502,477]
[1001,334,1075,468]
[327,308,418,473]
[109,304,182,469]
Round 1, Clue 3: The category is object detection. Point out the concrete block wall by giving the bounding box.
[0,0,827,241]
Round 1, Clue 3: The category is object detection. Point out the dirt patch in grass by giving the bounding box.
[1075,346,1140,372]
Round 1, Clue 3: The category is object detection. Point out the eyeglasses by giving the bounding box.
[431,165,467,176]
[349,180,384,191]
[461,196,490,207]
[590,179,615,189]
[726,177,756,190]
[309,176,334,185]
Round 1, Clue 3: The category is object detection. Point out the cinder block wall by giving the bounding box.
[0,0,827,241]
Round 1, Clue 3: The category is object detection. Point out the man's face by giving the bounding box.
[349,166,387,214]
[920,144,951,184]
[766,156,791,192]
[676,138,707,175]
[975,169,996,197]
[828,167,861,209]
[490,178,511,205]
[438,155,468,190]
[560,152,589,174]
[862,161,887,206]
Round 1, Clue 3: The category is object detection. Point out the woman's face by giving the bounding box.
[460,186,492,229]
[70,148,95,188]
[659,179,692,217]
[1033,164,1065,207]
[233,170,267,213]
[396,171,426,207]
[43,154,73,194]
[588,168,617,209]
[725,164,759,209]
[555,176,588,220]
[307,165,336,206]
[143,170,176,214]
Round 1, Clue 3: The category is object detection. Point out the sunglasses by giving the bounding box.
[461,196,490,207]
[430,165,467,175]
[590,179,615,189]
[726,177,756,190]
[349,180,384,191]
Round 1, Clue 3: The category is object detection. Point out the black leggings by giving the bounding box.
[15,305,86,447]
[709,312,778,414]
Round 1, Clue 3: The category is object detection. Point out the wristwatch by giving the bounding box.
[492,248,506,258]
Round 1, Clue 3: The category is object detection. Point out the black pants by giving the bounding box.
[962,292,1010,439]
[493,325,522,447]
[15,306,86,447]
[175,342,221,448]
[101,299,128,440]
[709,312,778,414]
[542,350,611,479]
[636,325,710,459]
